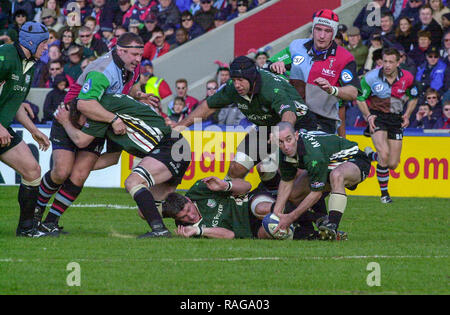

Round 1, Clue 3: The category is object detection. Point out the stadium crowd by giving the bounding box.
[1,0,449,130]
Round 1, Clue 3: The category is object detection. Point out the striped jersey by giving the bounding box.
[81,94,171,158]
[279,131,361,191]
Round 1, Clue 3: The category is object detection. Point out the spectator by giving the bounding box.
[409,103,437,128]
[41,8,63,32]
[411,4,443,48]
[100,22,114,49]
[109,25,127,49]
[346,26,368,74]
[91,0,114,31]
[143,26,171,60]
[177,0,193,13]
[194,0,218,32]
[168,78,199,115]
[372,48,384,69]
[48,44,62,63]
[59,27,76,62]
[364,31,383,72]
[213,10,228,28]
[227,0,249,21]
[80,55,96,72]
[152,0,181,28]
[416,46,447,95]
[64,0,93,25]
[396,0,423,27]
[114,0,131,28]
[162,22,177,45]
[122,0,157,28]
[64,45,83,81]
[216,103,247,126]
[433,101,450,129]
[216,64,231,86]
[442,13,450,33]
[78,25,108,57]
[394,43,418,77]
[84,16,99,35]
[140,60,172,101]
[42,73,68,123]
[180,10,204,40]
[395,17,414,53]
[337,24,348,45]
[250,0,270,10]
[34,0,65,25]
[128,19,141,35]
[139,13,158,42]
[440,30,450,58]
[380,11,396,45]
[11,0,34,21]
[430,0,450,28]
[48,29,59,46]
[254,50,269,69]
[0,1,11,30]
[408,30,432,67]
[9,9,28,34]
[169,96,188,123]
[41,59,75,88]
[353,0,390,41]
[170,27,189,50]
[223,0,238,18]
[190,0,201,15]
[425,88,443,120]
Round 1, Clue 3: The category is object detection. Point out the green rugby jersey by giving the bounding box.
[206,69,309,127]
[279,131,360,191]
[0,44,36,128]
[81,94,171,158]
[185,180,253,239]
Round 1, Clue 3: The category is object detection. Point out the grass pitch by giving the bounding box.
[0,186,448,295]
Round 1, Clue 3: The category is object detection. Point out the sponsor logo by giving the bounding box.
[374,83,384,93]
[11,74,19,81]
[237,103,248,110]
[329,58,335,68]
[410,87,418,97]
[13,85,26,92]
[25,75,30,84]
[341,70,353,83]
[311,181,325,189]
[279,104,291,114]
[82,79,92,93]
[322,68,336,77]
[207,199,217,208]
[292,55,305,66]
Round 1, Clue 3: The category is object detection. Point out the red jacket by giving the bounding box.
[143,41,170,61]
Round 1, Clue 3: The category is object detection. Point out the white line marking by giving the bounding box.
[0,255,447,263]
[70,204,137,210]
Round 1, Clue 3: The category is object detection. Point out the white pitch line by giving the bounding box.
[70,204,137,210]
[0,255,447,263]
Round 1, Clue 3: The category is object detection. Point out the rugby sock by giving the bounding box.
[44,179,82,223]
[133,187,167,230]
[368,151,378,162]
[36,171,62,218]
[18,183,40,229]
[311,194,328,217]
[376,164,390,197]
[328,193,347,228]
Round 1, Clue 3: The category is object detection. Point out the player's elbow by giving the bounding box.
[224,231,235,239]
[77,99,93,114]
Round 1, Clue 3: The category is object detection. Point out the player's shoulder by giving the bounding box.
[0,44,16,57]
[335,45,355,63]
[399,68,414,82]
[362,68,380,83]
[289,38,311,51]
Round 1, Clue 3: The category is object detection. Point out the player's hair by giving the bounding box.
[382,47,401,61]
[276,121,296,135]
[162,193,189,224]
[117,32,144,47]
[67,99,83,129]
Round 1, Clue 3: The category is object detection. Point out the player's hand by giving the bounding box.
[32,130,50,151]
[165,117,176,128]
[172,124,187,133]
[401,114,410,128]
[314,77,333,94]
[0,124,13,148]
[273,213,293,235]
[136,91,160,107]
[175,225,197,238]
[21,102,35,120]
[202,176,228,191]
[112,117,127,135]
[54,104,70,125]
[367,114,377,133]
[270,61,286,74]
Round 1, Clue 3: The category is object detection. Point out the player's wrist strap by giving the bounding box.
[110,114,119,124]
[224,180,233,192]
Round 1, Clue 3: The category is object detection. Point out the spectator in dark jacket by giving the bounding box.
[395,17,414,53]
[78,26,108,57]
[409,103,437,128]
[152,0,181,28]
[91,0,114,30]
[114,0,132,27]
[396,0,423,27]
[433,101,450,129]
[411,4,444,48]
[194,0,218,32]
[11,0,34,21]
[180,10,204,40]
[353,0,390,41]
[122,0,157,28]
[408,30,432,67]
[416,46,447,96]
[42,74,68,123]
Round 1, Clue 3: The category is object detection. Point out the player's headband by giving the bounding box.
[118,44,145,49]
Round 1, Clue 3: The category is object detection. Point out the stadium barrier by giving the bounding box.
[1,126,449,198]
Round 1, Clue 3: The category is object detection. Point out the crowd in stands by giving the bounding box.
[1,0,448,130]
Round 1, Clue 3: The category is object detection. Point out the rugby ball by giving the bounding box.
[262,214,294,240]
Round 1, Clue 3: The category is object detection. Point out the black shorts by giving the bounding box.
[371,111,403,140]
[147,133,191,186]
[310,113,338,134]
[346,150,372,190]
[236,127,278,166]
[295,110,318,132]
[0,127,22,155]
[50,120,105,155]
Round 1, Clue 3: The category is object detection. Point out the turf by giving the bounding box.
[0,186,448,295]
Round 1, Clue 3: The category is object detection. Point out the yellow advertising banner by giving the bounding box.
[120,131,450,198]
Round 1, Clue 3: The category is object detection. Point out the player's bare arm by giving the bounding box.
[314,77,358,100]
[273,179,294,216]
[77,99,127,135]
[15,103,50,151]
[175,225,235,239]
[402,98,418,128]
[55,105,95,148]
[356,99,377,133]
[93,152,122,171]
[174,100,216,130]
[202,176,251,196]
[281,111,297,127]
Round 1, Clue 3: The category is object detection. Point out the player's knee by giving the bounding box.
[70,169,90,186]
[388,160,399,170]
[330,170,344,186]
[124,175,143,193]
[377,152,389,165]
[22,164,41,182]
[228,162,249,179]
[52,165,71,183]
